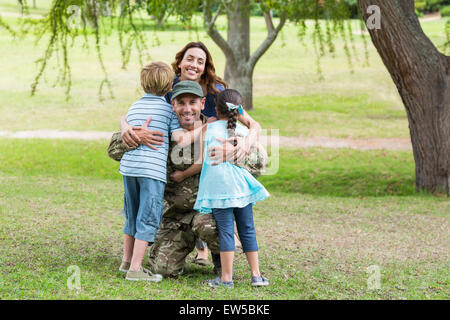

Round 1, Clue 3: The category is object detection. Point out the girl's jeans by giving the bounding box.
[212,204,258,252]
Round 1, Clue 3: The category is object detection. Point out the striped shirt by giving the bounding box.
[119,94,183,183]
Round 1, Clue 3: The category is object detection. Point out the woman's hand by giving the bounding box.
[170,170,186,183]
[208,136,250,165]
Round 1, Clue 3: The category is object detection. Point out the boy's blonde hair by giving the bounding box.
[140,62,174,96]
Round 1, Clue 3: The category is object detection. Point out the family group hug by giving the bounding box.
[107,41,270,288]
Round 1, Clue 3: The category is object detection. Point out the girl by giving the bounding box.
[194,89,270,288]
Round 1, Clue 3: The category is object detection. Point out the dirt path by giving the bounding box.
[276,135,411,151]
[0,11,43,19]
[419,12,442,22]
[0,130,412,151]
[0,130,112,140]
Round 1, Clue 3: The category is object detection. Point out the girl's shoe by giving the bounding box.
[126,267,163,282]
[119,261,131,273]
[206,277,234,288]
[251,276,269,286]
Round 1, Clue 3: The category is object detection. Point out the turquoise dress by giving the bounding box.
[194,121,269,214]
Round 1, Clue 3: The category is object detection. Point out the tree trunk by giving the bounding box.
[226,63,254,110]
[151,14,165,27]
[358,0,450,195]
[203,0,286,111]
[224,0,254,110]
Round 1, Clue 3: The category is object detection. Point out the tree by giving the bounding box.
[358,0,449,195]
[11,0,355,109]
[5,0,449,195]
[203,0,359,109]
[204,0,287,110]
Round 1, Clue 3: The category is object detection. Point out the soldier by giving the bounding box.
[108,82,267,278]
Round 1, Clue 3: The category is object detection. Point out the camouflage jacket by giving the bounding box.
[107,114,268,220]
[107,132,135,162]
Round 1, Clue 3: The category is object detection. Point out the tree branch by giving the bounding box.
[221,0,232,14]
[203,0,234,60]
[264,10,275,32]
[248,9,287,70]
[210,2,222,26]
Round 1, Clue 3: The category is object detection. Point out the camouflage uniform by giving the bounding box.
[107,132,135,162]
[107,115,268,277]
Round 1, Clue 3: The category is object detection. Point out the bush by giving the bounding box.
[249,3,279,18]
[250,2,264,16]
[415,0,450,14]
[426,0,445,12]
[442,5,450,16]
[415,1,427,12]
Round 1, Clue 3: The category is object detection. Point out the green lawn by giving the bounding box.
[0,6,448,138]
[0,2,448,300]
[0,0,53,15]
[0,138,448,299]
[0,138,419,196]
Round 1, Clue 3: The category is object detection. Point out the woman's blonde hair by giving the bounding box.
[141,62,175,96]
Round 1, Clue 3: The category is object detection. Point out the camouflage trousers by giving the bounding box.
[147,212,219,278]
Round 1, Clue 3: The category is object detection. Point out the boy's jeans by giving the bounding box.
[122,176,165,243]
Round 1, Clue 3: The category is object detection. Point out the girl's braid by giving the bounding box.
[226,108,239,147]
[216,89,243,150]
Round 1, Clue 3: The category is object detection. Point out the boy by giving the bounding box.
[119,62,203,281]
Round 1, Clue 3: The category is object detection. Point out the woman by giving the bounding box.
[167,41,227,118]
[120,41,261,162]
[119,41,261,265]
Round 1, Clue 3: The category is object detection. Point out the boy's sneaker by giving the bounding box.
[126,267,163,282]
[119,261,131,273]
[206,277,234,288]
[251,276,269,287]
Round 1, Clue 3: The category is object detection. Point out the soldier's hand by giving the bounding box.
[208,138,234,165]
[170,170,186,183]
[138,117,165,151]
[209,136,248,165]
[121,123,141,148]
[229,136,249,163]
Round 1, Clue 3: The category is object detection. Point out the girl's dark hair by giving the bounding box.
[171,42,228,96]
[216,89,243,146]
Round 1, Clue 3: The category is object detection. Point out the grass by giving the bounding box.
[0,0,54,16]
[251,94,408,138]
[259,148,427,197]
[0,138,448,299]
[0,6,448,138]
[0,138,418,196]
[0,2,448,300]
